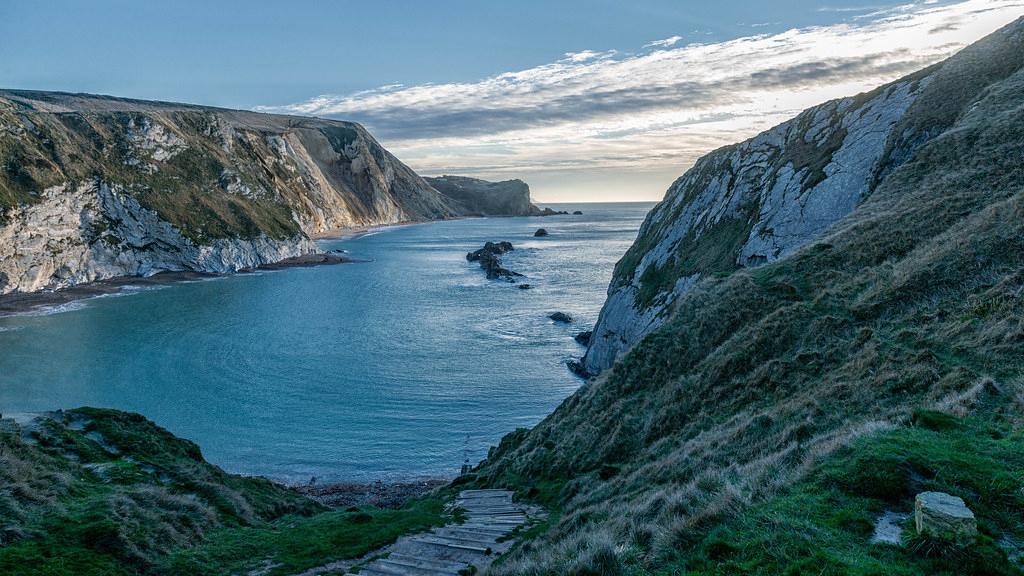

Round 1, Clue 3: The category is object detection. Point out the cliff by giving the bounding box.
[424,175,544,216]
[582,16,1024,373]
[0,90,458,294]
[475,16,1024,575]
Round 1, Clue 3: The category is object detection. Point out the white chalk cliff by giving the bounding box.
[583,20,1024,373]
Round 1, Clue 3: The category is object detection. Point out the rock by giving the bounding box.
[467,241,521,280]
[871,511,908,545]
[0,181,316,295]
[518,284,532,290]
[915,491,977,545]
[535,207,569,216]
[582,58,938,376]
[534,228,549,237]
[574,331,592,346]
[425,175,545,217]
[567,359,590,378]
[0,90,478,296]
[466,241,514,261]
[549,312,573,323]
[572,210,583,215]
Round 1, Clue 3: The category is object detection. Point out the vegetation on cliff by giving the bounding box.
[0,91,456,241]
[470,17,1024,575]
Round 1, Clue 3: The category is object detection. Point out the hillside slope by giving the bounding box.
[474,17,1024,575]
[0,90,458,294]
[582,18,1024,373]
[0,409,448,575]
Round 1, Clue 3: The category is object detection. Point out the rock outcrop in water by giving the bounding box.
[0,90,465,295]
[466,241,521,280]
[581,22,1024,373]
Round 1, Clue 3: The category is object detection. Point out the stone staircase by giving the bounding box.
[357,489,531,575]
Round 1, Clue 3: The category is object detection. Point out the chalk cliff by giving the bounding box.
[0,90,458,294]
[582,18,1024,373]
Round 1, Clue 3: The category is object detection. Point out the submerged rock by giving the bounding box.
[518,284,533,290]
[915,492,977,545]
[549,312,573,323]
[534,228,549,237]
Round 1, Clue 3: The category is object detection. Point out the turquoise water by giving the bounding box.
[0,202,653,482]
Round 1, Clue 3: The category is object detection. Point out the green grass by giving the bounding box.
[658,416,1024,575]
[0,409,450,576]
[155,499,449,576]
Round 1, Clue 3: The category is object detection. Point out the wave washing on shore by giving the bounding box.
[0,203,653,483]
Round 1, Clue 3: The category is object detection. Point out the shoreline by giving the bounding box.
[294,478,451,509]
[0,252,354,317]
[0,206,601,317]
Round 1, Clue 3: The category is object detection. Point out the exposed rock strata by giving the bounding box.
[583,22,1024,373]
[0,180,314,294]
[0,90,466,294]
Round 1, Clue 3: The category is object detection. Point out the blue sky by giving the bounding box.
[3,1,1023,201]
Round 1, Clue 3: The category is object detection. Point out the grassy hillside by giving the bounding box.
[0,408,450,575]
[471,21,1024,576]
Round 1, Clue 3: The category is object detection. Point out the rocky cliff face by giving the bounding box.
[424,175,543,216]
[582,19,1024,373]
[0,90,459,294]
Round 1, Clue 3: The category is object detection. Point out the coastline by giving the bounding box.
[0,206,599,317]
[0,252,354,317]
[295,478,450,509]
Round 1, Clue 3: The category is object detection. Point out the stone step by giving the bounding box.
[358,568,405,576]
[458,494,513,501]
[459,489,512,496]
[391,541,485,565]
[457,523,518,533]
[418,532,498,548]
[464,515,526,523]
[434,527,502,542]
[370,558,461,576]
[440,525,509,538]
[410,535,492,553]
[387,553,471,572]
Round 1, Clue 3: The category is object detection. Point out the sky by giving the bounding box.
[2,1,1023,202]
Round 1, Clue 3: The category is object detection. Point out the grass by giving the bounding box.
[155,499,448,576]
[471,16,1024,575]
[659,415,1024,575]
[0,409,450,576]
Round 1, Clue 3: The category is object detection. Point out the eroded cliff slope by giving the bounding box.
[473,16,1024,575]
[0,90,458,294]
[583,19,1024,373]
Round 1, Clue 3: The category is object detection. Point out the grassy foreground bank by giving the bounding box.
[0,408,451,576]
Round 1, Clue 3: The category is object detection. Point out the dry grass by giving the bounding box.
[475,21,1024,575]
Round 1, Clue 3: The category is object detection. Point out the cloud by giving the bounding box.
[644,35,683,48]
[259,1,1024,201]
